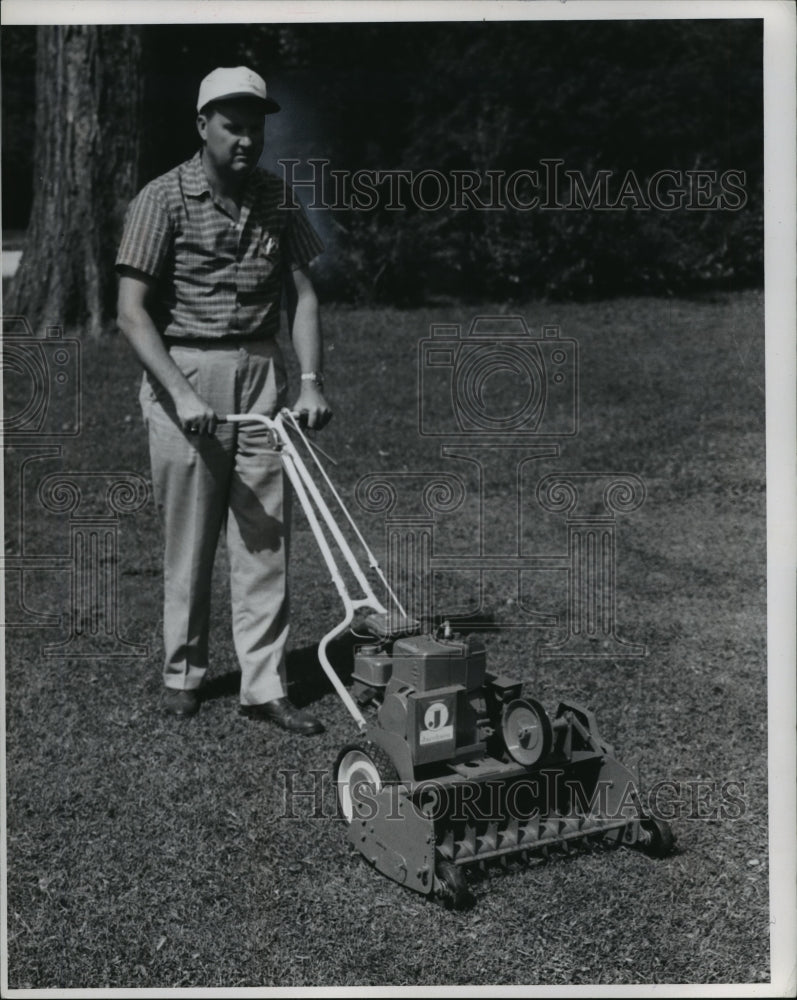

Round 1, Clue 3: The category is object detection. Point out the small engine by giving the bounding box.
[351,620,547,772]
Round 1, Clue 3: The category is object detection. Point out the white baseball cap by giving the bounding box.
[197,66,280,114]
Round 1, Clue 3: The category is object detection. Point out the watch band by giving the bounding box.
[301,371,324,388]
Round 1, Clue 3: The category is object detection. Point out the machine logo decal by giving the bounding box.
[421,700,453,744]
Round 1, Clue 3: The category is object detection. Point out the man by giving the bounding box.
[116,66,329,734]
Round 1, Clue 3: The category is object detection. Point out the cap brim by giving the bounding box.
[198,93,281,114]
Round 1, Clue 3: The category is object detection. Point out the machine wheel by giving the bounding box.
[334,739,399,823]
[640,816,675,857]
[434,860,471,910]
[502,697,553,767]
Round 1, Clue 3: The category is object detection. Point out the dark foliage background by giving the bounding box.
[2,19,763,305]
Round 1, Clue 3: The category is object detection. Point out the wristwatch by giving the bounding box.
[301,371,325,389]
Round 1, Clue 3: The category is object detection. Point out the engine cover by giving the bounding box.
[389,634,486,692]
[379,680,486,766]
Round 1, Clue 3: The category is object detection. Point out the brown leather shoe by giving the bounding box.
[240,697,324,735]
[164,687,201,717]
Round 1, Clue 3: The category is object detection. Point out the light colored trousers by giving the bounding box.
[140,339,290,705]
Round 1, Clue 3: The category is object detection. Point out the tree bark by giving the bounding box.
[6,25,143,338]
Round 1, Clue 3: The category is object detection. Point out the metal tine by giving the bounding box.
[498,816,520,851]
[477,821,499,854]
[541,814,563,842]
[455,824,477,860]
[438,829,455,861]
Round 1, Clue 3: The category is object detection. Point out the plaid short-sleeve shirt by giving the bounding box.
[116,151,324,341]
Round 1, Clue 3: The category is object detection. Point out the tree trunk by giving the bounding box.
[5,25,143,338]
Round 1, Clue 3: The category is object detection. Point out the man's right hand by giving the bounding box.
[118,272,218,437]
[174,386,218,436]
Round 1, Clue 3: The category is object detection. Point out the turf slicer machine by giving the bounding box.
[225,410,675,908]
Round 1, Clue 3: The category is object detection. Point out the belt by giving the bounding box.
[163,335,270,348]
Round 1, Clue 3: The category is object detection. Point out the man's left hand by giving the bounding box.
[293,384,332,430]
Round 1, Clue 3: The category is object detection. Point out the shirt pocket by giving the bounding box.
[257,230,281,261]
[238,229,282,297]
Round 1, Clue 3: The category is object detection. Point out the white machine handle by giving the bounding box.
[222,410,403,731]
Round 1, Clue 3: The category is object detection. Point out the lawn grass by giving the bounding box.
[3,290,770,988]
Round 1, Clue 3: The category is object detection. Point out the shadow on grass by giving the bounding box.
[200,633,360,707]
[201,670,243,701]
[286,634,360,708]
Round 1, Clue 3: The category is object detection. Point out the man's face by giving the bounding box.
[197,100,265,179]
